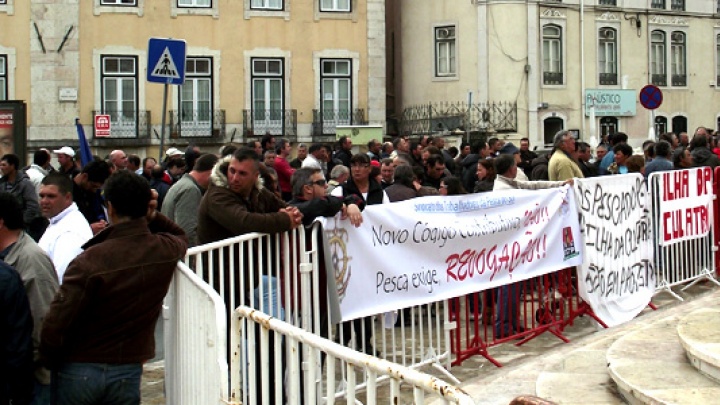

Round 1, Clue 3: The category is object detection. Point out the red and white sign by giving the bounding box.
[658,167,713,246]
[94,114,111,137]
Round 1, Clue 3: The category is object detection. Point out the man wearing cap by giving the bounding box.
[165,147,184,160]
[54,146,79,179]
[498,142,529,181]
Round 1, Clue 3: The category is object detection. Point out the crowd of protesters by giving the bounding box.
[1,125,718,404]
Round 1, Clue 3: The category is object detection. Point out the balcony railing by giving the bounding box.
[671,74,686,87]
[91,110,151,139]
[598,0,617,5]
[311,108,367,140]
[169,109,226,139]
[599,73,617,86]
[651,0,665,9]
[651,74,667,87]
[400,101,517,136]
[242,109,297,141]
[543,72,563,85]
[671,0,684,11]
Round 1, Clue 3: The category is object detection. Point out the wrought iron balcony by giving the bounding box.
[598,0,617,5]
[242,109,297,141]
[169,109,226,139]
[599,73,617,86]
[671,0,684,11]
[91,110,151,139]
[311,109,367,139]
[400,101,517,136]
[671,74,686,87]
[543,72,563,85]
[651,74,667,87]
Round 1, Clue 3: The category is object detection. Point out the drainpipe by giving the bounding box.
[580,0,587,142]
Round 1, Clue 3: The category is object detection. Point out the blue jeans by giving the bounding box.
[494,283,520,338]
[52,363,142,405]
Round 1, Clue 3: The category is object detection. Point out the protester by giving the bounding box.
[493,154,572,338]
[0,153,43,241]
[162,153,219,247]
[38,173,93,282]
[40,171,188,405]
[197,148,302,405]
[0,259,34,405]
[0,192,58,404]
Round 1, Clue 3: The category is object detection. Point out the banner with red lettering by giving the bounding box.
[655,167,713,246]
[574,174,654,327]
[320,187,583,322]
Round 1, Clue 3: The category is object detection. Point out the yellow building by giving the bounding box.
[0,0,385,160]
[390,0,720,149]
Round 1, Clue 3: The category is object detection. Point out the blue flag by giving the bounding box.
[75,118,93,167]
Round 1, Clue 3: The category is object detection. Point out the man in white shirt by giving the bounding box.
[38,173,92,282]
[302,143,328,178]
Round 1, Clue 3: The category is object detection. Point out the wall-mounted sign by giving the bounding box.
[584,89,636,117]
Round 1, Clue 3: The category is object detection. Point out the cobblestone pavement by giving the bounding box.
[140,282,713,404]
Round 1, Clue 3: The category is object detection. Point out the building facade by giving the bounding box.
[0,0,385,159]
[391,0,720,148]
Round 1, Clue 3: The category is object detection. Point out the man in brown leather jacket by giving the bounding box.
[40,171,188,405]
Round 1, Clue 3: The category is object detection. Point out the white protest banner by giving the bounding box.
[574,174,655,327]
[321,187,583,322]
[657,167,713,246]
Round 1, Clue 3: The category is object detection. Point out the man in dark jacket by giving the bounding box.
[0,154,42,240]
[690,134,720,169]
[460,140,490,192]
[0,259,33,405]
[40,171,189,404]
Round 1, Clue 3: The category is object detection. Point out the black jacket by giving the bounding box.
[341,177,384,207]
[0,260,33,405]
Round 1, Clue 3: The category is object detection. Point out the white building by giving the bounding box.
[389,0,720,148]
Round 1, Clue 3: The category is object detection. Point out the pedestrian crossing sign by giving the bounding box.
[147,38,186,85]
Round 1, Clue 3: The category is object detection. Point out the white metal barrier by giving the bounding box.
[649,169,720,300]
[184,223,456,399]
[234,305,474,405]
[163,262,229,405]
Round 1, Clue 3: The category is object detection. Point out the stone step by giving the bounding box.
[606,315,720,404]
[677,308,720,383]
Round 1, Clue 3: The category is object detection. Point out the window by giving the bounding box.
[716,34,720,86]
[100,0,136,5]
[321,59,352,126]
[651,30,666,86]
[0,0,7,4]
[179,57,213,136]
[671,0,684,11]
[651,0,665,9]
[670,31,686,86]
[600,117,618,140]
[543,117,564,145]
[0,55,6,100]
[672,116,687,135]
[178,0,210,7]
[598,0,616,5]
[598,28,617,85]
[251,58,284,133]
[655,116,667,137]
[542,25,563,85]
[320,0,350,12]
[250,0,282,10]
[101,55,138,137]
[434,26,456,77]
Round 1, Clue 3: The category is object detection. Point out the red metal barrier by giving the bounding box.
[450,267,606,367]
[714,167,720,277]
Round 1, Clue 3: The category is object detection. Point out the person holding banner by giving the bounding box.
[493,154,572,338]
[331,153,389,355]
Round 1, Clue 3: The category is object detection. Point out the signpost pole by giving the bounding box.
[159,82,169,162]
